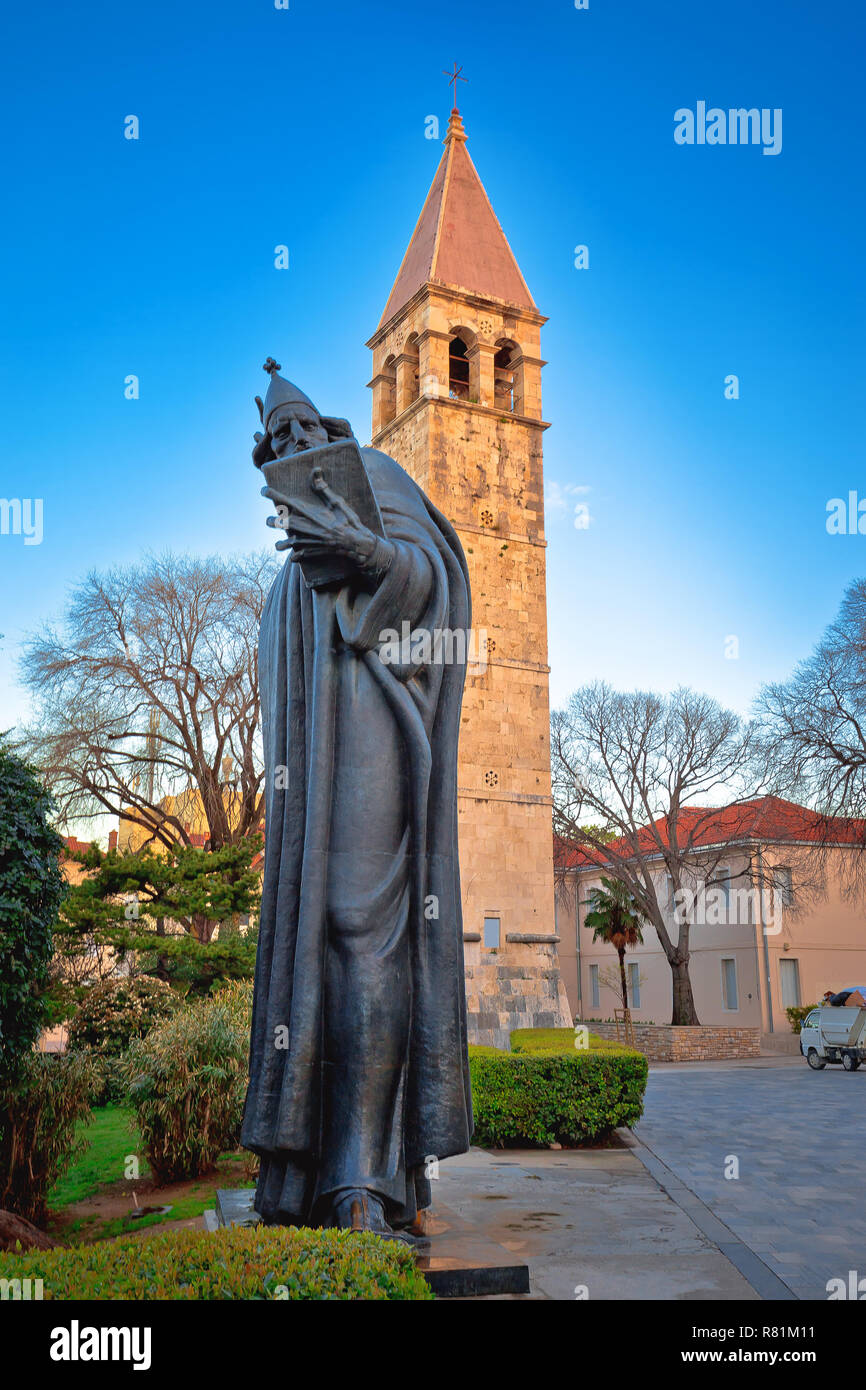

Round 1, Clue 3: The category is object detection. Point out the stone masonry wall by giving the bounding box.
[580,1022,762,1061]
[370,287,572,1045]
[466,942,572,1050]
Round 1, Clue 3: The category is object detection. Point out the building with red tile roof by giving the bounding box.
[555,796,866,1040]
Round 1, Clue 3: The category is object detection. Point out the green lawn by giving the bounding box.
[63,1187,236,1243]
[510,1027,637,1054]
[47,1104,253,1244]
[48,1104,146,1208]
[466,1028,637,1057]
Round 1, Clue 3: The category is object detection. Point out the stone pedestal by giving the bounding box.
[464,937,572,1049]
[215,1188,261,1228]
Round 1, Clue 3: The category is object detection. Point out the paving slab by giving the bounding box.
[436,1144,758,1300]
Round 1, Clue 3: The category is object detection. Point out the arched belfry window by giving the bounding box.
[448,336,470,400]
[396,334,420,412]
[405,333,420,397]
[381,354,397,425]
[494,340,522,414]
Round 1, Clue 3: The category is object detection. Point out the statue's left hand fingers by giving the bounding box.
[288,543,333,564]
[284,513,335,542]
[278,496,334,527]
[261,484,291,507]
[289,539,331,554]
[310,468,361,524]
[262,491,334,540]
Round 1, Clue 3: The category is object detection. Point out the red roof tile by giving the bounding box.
[61,835,94,857]
[556,795,866,869]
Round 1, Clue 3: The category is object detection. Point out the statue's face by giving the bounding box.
[269,403,330,457]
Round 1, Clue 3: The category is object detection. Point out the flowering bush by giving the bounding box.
[67,976,179,1058]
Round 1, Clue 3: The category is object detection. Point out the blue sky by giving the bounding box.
[1,0,864,737]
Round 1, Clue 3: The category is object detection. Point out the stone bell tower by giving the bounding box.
[366,106,571,1047]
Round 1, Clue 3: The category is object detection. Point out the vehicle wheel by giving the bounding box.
[807,1048,826,1070]
[843,1054,861,1071]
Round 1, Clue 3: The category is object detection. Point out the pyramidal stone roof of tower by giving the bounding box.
[378,108,537,328]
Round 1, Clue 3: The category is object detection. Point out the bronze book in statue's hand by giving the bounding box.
[262,438,386,587]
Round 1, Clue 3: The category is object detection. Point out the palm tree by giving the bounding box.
[583,876,647,1012]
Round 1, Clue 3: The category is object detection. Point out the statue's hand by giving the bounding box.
[252,429,275,469]
[264,467,395,575]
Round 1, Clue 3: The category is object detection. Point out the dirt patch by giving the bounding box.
[47,1155,252,1246]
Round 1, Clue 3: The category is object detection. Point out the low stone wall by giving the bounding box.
[579,1021,762,1061]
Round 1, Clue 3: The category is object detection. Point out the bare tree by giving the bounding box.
[20,552,278,850]
[757,578,866,896]
[551,683,763,1025]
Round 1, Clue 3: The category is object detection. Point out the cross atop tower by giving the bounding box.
[443,61,467,111]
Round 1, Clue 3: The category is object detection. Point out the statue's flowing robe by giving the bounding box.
[241,447,472,1226]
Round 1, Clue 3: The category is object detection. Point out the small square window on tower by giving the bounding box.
[483,916,501,949]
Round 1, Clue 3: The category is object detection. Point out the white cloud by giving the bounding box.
[546,480,591,514]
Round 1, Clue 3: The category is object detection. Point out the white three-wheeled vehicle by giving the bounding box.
[800,1004,866,1071]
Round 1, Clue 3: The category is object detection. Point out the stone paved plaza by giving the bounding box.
[635,1057,866,1300]
[438,1144,757,1300]
[436,1055,866,1300]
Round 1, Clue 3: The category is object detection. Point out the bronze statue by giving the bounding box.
[241,360,472,1238]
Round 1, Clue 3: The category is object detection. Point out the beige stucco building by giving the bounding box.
[556,797,866,1042]
[368,106,570,1045]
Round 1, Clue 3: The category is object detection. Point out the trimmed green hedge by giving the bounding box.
[469,1045,648,1148]
[0,1225,433,1300]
